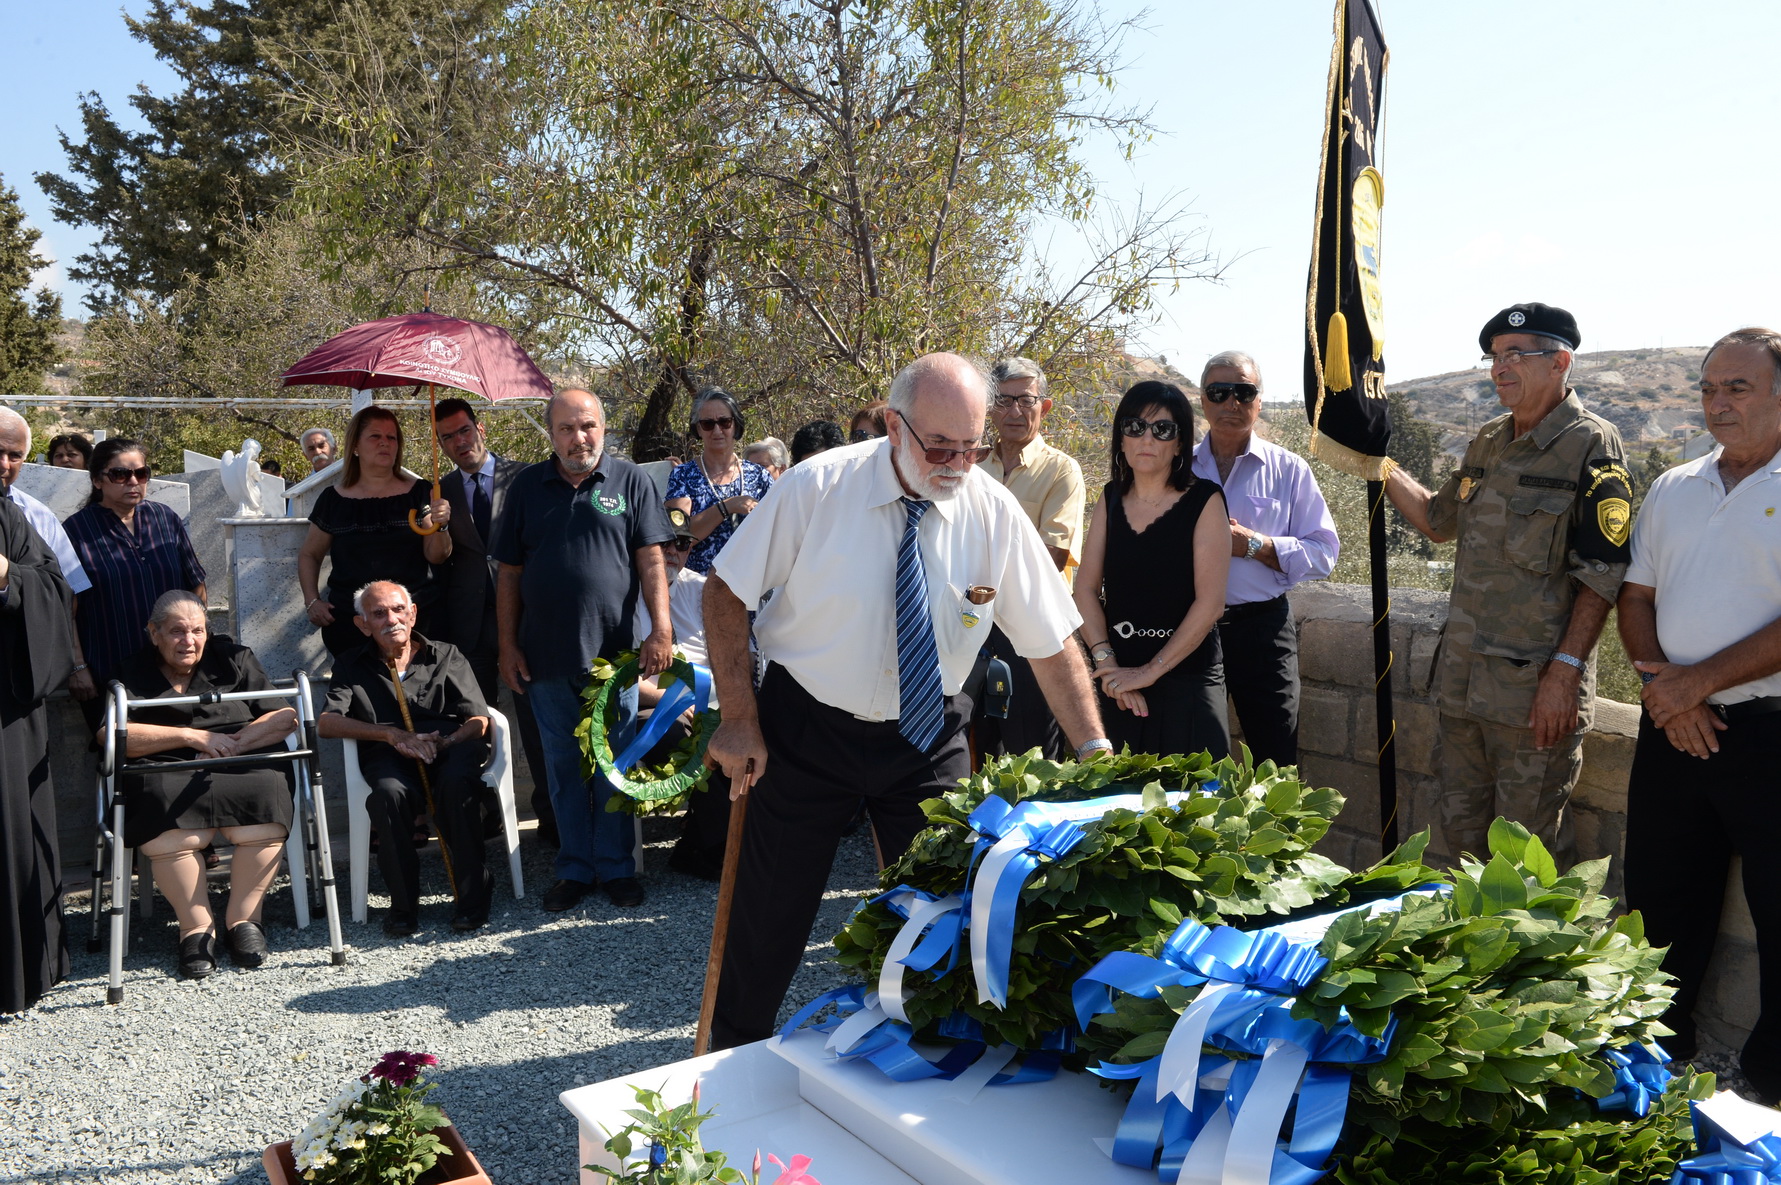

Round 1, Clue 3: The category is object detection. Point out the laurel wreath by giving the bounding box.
[574,652,717,813]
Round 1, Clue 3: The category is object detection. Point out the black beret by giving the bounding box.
[1479,302,1581,353]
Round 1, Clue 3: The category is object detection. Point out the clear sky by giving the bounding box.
[4,1,1778,392]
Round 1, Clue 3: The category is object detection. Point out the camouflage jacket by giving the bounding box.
[1427,392,1632,729]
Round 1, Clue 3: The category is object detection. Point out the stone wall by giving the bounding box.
[1279,583,1755,1050]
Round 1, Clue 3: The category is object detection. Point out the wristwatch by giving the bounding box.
[1244,534,1264,560]
[1076,738,1114,760]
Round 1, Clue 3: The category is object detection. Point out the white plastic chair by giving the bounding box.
[344,707,525,923]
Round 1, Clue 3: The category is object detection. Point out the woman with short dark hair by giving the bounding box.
[47,433,93,470]
[665,387,774,574]
[1073,381,1232,759]
[62,438,207,726]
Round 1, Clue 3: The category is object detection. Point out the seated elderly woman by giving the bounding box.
[115,590,298,980]
[319,579,491,937]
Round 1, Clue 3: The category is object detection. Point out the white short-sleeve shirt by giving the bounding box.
[713,438,1082,721]
[8,486,92,595]
[1625,443,1781,705]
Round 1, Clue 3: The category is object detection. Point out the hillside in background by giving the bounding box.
[1392,346,1709,460]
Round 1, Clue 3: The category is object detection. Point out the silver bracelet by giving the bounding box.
[1075,738,1114,760]
[1549,651,1586,672]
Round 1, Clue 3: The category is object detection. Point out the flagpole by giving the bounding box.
[1368,480,1398,850]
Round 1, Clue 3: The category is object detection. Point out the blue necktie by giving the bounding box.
[470,473,491,542]
[895,497,944,751]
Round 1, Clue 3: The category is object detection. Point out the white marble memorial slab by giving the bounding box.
[562,1042,917,1185]
[11,462,191,524]
[227,518,330,680]
[772,1028,1151,1185]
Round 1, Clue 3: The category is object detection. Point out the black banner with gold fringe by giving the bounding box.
[1303,0,1390,479]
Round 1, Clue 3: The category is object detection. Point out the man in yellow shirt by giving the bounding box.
[976,357,1088,758]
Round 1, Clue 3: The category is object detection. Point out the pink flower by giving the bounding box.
[370,1051,440,1086]
[767,1153,820,1185]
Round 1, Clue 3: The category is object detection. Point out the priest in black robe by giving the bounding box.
[1,494,75,1013]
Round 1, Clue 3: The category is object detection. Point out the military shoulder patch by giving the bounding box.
[1576,458,1634,561]
[1597,497,1631,548]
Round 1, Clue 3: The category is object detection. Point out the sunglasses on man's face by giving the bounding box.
[669,536,694,552]
[103,466,153,484]
[1121,418,1180,442]
[1204,382,1260,404]
[697,417,735,433]
[894,410,993,465]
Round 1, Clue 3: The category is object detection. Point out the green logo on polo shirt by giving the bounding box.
[592,490,627,516]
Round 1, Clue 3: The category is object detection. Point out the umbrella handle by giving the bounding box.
[408,480,444,536]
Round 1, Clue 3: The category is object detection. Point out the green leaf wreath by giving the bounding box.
[1080,821,1711,1185]
[575,651,718,815]
[833,748,1351,1055]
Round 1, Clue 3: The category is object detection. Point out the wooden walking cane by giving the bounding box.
[388,658,458,898]
[694,759,754,1056]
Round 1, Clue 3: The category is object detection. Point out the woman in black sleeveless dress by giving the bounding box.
[1074,380,1232,759]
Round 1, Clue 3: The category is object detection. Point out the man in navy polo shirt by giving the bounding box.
[494,388,674,911]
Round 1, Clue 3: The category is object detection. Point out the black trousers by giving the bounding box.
[1624,705,1781,1096]
[972,626,1064,761]
[710,664,972,1049]
[361,738,493,916]
[1217,595,1300,767]
[467,646,554,836]
[641,712,733,862]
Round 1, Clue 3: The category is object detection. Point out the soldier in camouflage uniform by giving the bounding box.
[1385,303,1632,865]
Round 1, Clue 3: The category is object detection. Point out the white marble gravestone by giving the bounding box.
[166,469,286,610]
[227,518,330,680]
[282,458,342,519]
[182,449,221,472]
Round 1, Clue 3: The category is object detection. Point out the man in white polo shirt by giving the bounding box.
[1619,327,1781,1099]
[701,351,1112,1049]
[0,408,93,700]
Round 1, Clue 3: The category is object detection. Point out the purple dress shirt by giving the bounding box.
[1190,434,1338,606]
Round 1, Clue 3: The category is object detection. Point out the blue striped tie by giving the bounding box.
[895,497,944,751]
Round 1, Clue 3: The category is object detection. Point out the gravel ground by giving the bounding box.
[0,818,880,1185]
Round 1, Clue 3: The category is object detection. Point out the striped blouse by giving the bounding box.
[63,500,206,682]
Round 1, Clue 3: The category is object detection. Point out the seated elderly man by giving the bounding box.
[319,579,492,936]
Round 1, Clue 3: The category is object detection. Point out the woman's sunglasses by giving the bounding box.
[1120,418,1180,442]
[103,466,154,484]
[696,417,735,433]
[1204,382,1260,404]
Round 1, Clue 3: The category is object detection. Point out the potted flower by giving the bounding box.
[588,1081,817,1185]
[264,1051,489,1185]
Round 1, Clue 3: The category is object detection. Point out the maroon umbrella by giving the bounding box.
[282,312,553,535]
[280,311,553,402]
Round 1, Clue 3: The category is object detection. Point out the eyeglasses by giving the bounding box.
[696,417,735,433]
[848,428,879,442]
[1121,418,1181,442]
[1480,349,1560,368]
[1203,382,1260,404]
[103,466,153,484]
[993,394,1042,410]
[894,410,993,465]
[669,536,694,552]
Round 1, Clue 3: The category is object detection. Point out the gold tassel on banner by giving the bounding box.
[1325,312,1353,392]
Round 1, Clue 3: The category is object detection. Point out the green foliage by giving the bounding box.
[585,1085,750,1184]
[1083,820,1690,1182]
[286,0,1216,458]
[0,174,63,396]
[35,0,502,312]
[833,748,1347,1054]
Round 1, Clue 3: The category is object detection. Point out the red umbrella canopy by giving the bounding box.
[281,312,554,402]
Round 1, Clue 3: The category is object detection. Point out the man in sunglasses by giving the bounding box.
[700,351,1112,1050]
[1189,353,1338,769]
[973,357,1087,760]
[1383,303,1632,867]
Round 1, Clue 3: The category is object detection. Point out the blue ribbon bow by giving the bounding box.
[1673,1102,1781,1185]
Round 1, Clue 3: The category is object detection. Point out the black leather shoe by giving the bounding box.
[602,877,645,908]
[225,921,269,969]
[542,878,592,912]
[383,909,419,937]
[178,930,218,979]
[450,911,489,932]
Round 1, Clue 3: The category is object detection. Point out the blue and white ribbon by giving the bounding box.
[603,663,712,791]
[1673,1101,1781,1184]
[1079,897,1435,1185]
